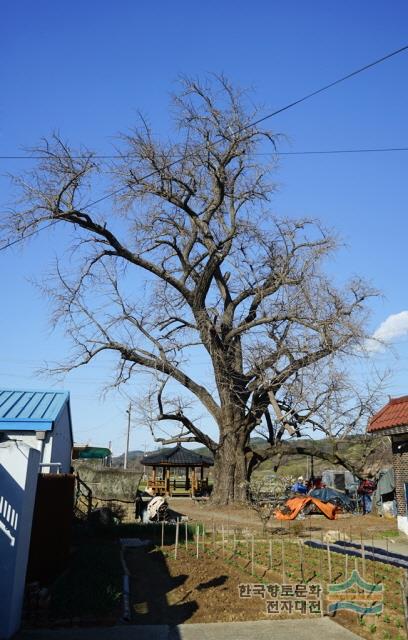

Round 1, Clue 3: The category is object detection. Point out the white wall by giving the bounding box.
[0,441,40,640]
[397,515,408,536]
[5,402,72,474]
[48,403,72,473]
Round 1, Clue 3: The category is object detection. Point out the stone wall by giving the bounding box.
[73,462,143,500]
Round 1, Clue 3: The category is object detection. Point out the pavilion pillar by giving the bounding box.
[185,466,189,490]
[165,467,170,496]
[192,467,196,497]
[152,466,156,490]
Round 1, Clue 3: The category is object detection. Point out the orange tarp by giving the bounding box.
[274,496,338,520]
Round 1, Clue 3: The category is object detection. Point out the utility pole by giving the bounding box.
[143,441,147,479]
[124,403,131,470]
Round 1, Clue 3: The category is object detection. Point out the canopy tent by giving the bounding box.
[142,444,213,497]
[72,446,111,460]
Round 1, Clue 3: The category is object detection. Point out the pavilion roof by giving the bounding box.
[142,443,213,467]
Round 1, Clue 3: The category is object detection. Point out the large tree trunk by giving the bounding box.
[211,430,248,504]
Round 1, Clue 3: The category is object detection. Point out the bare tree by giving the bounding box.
[3,76,378,504]
[249,366,389,480]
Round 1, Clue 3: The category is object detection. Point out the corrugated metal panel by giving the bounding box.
[0,389,69,431]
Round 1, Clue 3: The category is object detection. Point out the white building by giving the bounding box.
[0,389,73,639]
[0,389,73,474]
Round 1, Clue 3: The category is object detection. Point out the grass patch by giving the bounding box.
[377,530,400,539]
[97,521,196,546]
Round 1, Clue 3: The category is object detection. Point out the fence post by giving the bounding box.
[298,540,304,582]
[251,534,254,576]
[400,570,408,637]
[174,519,179,559]
[281,540,285,582]
[361,540,366,579]
[326,541,332,583]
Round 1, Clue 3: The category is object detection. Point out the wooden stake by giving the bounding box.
[400,572,408,638]
[319,532,324,578]
[371,535,375,582]
[233,529,236,554]
[196,524,199,558]
[281,539,285,582]
[345,548,348,579]
[185,521,188,551]
[202,523,206,552]
[298,540,304,582]
[326,541,332,583]
[174,519,179,559]
[222,524,225,558]
[251,534,254,576]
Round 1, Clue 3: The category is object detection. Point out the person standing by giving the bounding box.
[358,478,376,514]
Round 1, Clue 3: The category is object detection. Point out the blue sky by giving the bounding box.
[1,1,407,454]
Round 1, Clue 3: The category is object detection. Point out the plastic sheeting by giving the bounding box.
[309,487,354,511]
[274,496,338,520]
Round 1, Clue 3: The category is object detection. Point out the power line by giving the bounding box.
[1,43,407,253]
[248,43,408,128]
[1,146,408,160]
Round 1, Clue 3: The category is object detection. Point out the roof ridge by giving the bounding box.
[368,395,408,432]
[389,395,408,404]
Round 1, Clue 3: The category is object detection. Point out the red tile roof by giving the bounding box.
[368,395,408,432]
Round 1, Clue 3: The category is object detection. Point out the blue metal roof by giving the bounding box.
[0,389,70,431]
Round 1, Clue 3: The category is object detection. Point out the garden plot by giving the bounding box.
[126,523,407,640]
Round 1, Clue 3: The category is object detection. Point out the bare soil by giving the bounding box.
[126,541,407,640]
[169,497,400,539]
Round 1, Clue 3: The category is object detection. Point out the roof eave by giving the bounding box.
[0,419,53,431]
[368,423,408,437]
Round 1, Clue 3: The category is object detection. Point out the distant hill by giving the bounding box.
[111,449,145,470]
[111,435,391,478]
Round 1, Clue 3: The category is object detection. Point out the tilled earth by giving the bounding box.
[126,545,283,624]
[125,543,406,640]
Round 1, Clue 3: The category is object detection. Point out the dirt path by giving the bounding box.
[168,497,400,539]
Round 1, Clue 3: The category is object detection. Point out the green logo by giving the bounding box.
[327,570,383,615]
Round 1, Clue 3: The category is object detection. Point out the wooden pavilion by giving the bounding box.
[142,444,213,497]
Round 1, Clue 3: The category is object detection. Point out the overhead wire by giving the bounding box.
[1,43,407,254]
[1,147,408,160]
